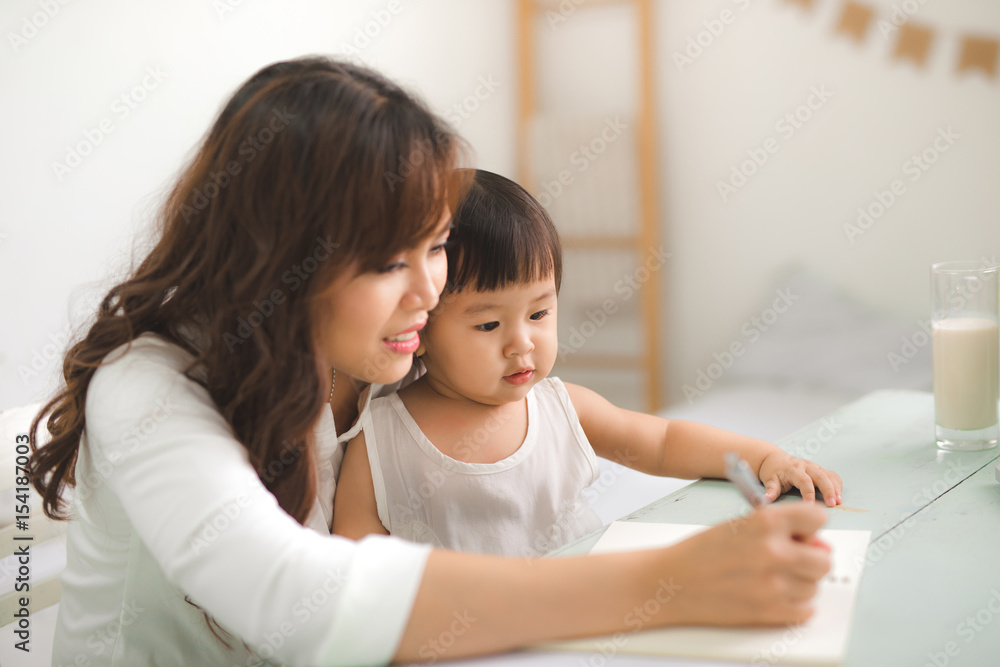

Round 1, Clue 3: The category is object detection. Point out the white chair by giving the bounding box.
[0,402,65,666]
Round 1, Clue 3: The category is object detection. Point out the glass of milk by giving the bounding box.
[931,260,999,451]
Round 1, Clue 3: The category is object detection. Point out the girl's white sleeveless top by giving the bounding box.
[362,377,603,556]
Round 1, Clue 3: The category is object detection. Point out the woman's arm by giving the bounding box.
[564,382,842,505]
[333,431,390,538]
[395,501,831,662]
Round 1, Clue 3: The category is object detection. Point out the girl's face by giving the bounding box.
[317,215,452,384]
[418,273,559,406]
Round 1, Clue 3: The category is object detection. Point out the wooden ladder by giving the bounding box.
[516,0,665,412]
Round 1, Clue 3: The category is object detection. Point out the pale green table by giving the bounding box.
[558,390,1000,666]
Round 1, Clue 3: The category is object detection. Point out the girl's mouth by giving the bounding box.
[503,369,534,385]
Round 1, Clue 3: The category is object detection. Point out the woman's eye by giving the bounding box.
[530,310,549,321]
[377,261,406,274]
[475,322,499,332]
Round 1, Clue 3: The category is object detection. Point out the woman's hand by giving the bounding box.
[659,502,832,627]
[758,452,842,506]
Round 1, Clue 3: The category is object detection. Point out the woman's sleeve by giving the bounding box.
[84,342,431,666]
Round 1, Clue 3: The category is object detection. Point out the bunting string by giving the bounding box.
[784,0,1000,79]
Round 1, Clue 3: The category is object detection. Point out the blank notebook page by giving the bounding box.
[536,521,871,666]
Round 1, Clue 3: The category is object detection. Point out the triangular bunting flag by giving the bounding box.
[958,35,999,77]
[894,23,934,67]
[835,1,874,43]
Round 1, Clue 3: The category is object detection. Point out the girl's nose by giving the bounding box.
[504,325,534,358]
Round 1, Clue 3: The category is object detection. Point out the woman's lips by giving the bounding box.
[382,321,426,355]
[503,369,534,385]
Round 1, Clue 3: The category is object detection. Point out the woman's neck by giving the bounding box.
[329,372,360,437]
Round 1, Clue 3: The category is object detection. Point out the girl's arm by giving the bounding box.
[564,382,842,506]
[332,431,390,538]
[396,501,831,662]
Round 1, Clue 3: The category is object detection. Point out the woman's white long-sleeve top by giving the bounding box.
[52,334,430,667]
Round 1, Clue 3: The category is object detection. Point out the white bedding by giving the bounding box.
[588,269,934,524]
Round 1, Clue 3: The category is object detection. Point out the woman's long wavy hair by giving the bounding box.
[27,56,467,524]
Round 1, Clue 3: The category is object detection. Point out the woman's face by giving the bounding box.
[317,214,452,385]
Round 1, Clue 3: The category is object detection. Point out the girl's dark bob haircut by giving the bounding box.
[445,169,562,294]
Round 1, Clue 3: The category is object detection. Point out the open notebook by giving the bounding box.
[537,521,871,666]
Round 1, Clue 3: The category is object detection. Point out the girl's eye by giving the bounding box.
[530,310,549,321]
[475,322,499,332]
[430,241,448,254]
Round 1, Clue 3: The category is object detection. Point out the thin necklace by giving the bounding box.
[328,368,336,403]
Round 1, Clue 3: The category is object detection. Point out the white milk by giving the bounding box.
[933,317,999,431]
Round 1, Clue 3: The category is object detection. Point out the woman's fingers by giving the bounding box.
[660,502,833,628]
[777,499,828,540]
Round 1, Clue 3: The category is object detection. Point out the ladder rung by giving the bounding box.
[561,235,638,250]
[532,0,634,12]
[554,354,643,369]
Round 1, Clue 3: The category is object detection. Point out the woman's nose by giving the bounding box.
[401,258,441,311]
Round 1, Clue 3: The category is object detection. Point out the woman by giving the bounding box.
[29,56,831,666]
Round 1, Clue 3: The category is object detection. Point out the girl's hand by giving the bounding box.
[661,502,831,627]
[758,452,842,506]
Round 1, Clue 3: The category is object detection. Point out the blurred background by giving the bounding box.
[2,0,999,430]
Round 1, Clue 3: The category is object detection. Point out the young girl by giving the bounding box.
[333,170,842,556]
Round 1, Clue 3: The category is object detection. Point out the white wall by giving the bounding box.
[3,0,998,412]
[0,0,515,411]
[654,0,1000,403]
